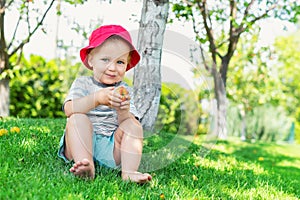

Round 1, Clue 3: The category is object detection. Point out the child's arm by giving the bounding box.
[64,87,115,117]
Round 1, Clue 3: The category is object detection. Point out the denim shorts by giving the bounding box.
[58,132,118,169]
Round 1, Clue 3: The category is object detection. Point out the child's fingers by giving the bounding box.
[123,94,131,101]
[114,86,130,101]
[98,87,115,106]
[110,86,130,109]
[119,100,130,110]
[109,97,127,109]
[111,92,121,100]
[109,98,122,108]
[119,104,130,110]
[111,90,122,99]
[110,100,130,111]
[113,93,131,102]
[120,99,130,105]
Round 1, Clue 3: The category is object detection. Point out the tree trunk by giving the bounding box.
[240,109,246,141]
[0,78,9,116]
[209,54,231,139]
[133,0,169,131]
[0,1,9,117]
[216,76,227,139]
[211,62,227,139]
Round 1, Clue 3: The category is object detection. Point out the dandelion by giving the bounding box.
[258,157,264,161]
[0,129,8,136]
[10,126,20,133]
[159,193,165,199]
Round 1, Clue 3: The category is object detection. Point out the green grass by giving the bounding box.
[1,118,300,200]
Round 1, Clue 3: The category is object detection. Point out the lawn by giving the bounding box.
[1,118,300,200]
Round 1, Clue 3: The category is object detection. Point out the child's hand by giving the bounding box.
[113,86,131,112]
[96,86,130,112]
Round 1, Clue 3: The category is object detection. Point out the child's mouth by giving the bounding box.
[106,74,116,78]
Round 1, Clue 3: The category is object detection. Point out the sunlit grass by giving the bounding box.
[1,117,299,199]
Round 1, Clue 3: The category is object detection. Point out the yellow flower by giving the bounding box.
[10,126,20,133]
[0,129,8,136]
[159,193,165,200]
[192,175,198,181]
[258,157,264,161]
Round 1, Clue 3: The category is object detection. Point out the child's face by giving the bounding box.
[88,38,131,85]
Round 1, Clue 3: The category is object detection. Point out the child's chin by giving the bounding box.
[99,78,119,85]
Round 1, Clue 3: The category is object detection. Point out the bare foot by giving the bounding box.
[122,171,152,183]
[70,158,95,179]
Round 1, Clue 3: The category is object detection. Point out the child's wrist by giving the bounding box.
[117,110,130,117]
[117,111,131,123]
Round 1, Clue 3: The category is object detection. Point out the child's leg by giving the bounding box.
[114,117,152,183]
[64,113,95,179]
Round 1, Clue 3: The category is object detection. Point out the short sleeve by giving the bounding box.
[62,77,90,111]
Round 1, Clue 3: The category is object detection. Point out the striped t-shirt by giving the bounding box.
[63,76,141,136]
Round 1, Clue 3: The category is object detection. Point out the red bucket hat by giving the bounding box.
[80,25,140,71]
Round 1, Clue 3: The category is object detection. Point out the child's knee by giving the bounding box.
[132,122,143,138]
[120,118,143,138]
[66,113,92,130]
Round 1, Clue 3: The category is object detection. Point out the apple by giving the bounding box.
[116,86,129,101]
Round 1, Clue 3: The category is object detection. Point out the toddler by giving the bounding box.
[58,24,152,183]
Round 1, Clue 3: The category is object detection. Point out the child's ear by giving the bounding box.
[87,54,93,68]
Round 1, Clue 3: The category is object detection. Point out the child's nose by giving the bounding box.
[107,62,116,70]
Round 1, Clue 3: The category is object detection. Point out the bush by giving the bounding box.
[294,108,300,144]
[227,103,292,142]
[9,55,80,118]
[155,83,200,135]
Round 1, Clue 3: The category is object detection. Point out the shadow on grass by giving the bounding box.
[202,139,300,198]
[141,132,300,199]
[1,118,299,199]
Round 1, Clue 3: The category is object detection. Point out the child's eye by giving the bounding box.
[101,58,109,62]
[117,60,125,65]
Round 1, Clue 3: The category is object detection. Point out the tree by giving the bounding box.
[0,0,86,117]
[274,30,300,143]
[226,28,288,140]
[133,0,169,131]
[172,0,300,138]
